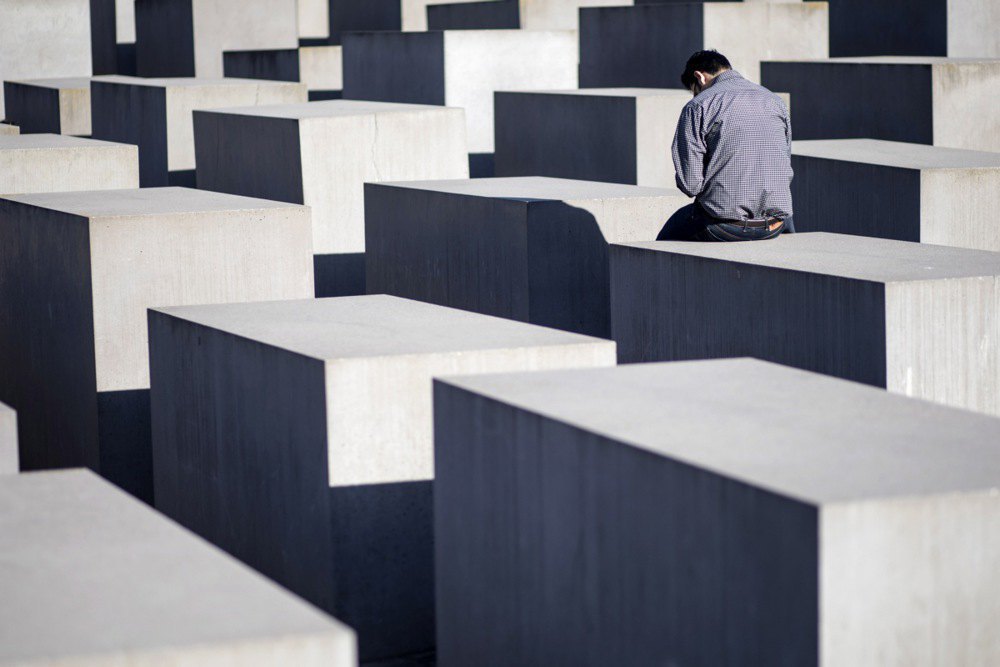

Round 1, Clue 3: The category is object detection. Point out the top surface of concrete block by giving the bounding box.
[792,139,1000,169]
[621,232,1000,283]
[504,87,691,99]
[2,186,303,218]
[5,76,91,90]
[0,134,126,152]
[376,176,681,202]
[768,56,1000,65]
[95,75,300,90]
[204,98,458,120]
[153,295,610,361]
[0,469,354,666]
[441,358,1000,504]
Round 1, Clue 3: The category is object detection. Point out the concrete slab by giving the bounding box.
[300,0,330,39]
[366,176,688,338]
[326,0,403,45]
[0,187,314,502]
[0,469,356,666]
[611,232,1000,416]
[761,57,1000,151]
[343,29,577,154]
[195,100,468,297]
[402,0,480,31]
[134,0,298,77]
[0,134,138,195]
[494,88,789,188]
[0,123,17,135]
[579,2,827,88]
[223,46,343,99]
[3,77,92,135]
[90,76,306,186]
[434,358,1000,666]
[0,401,16,474]
[149,294,615,661]
[428,0,625,30]
[792,139,1000,251]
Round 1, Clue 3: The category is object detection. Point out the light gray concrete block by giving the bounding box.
[0,469,356,666]
[135,0,298,78]
[3,77,92,135]
[366,176,687,338]
[343,29,577,154]
[116,0,135,43]
[90,76,306,186]
[762,57,1000,151]
[495,88,789,188]
[0,134,138,195]
[402,0,480,31]
[611,232,1000,416]
[0,187,314,502]
[0,0,92,119]
[427,0,627,30]
[434,358,1000,666]
[299,0,330,39]
[195,100,467,297]
[579,2,827,88]
[0,123,17,135]
[0,401,16,475]
[792,139,1000,251]
[149,294,615,660]
[223,46,343,98]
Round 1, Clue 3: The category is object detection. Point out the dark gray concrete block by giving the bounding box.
[3,78,92,135]
[223,45,342,97]
[434,358,1000,666]
[90,0,119,75]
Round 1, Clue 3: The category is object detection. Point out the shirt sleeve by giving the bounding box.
[782,100,792,155]
[672,103,706,198]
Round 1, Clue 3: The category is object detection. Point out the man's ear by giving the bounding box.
[694,71,709,87]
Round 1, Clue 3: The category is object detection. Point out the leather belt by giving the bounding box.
[732,217,784,231]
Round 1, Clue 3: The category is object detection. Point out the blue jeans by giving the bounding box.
[657,203,793,242]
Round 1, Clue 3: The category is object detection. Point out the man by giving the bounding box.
[660,50,793,242]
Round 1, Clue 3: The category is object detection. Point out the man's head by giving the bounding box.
[680,50,732,95]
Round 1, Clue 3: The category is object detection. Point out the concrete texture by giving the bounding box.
[90,76,306,186]
[325,0,402,45]
[427,0,624,30]
[761,57,1000,151]
[224,46,343,97]
[134,0,298,78]
[0,134,138,195]
[366,177,688,338]
[0,187,314,502]
[433,358,1000,666]
[611,232,1000,416]
[579,2,827,88]
[299,0,330,39]
[495,88,789,188]
[343,29,577,154]
[90,0,117,75]
[0,469,356,666]
[148,294,615,661]
[3,78,92,135]
[0,401,16,475]
[792,139,1000,251]
[0,0,92,119]
[194,100,468,297]
[0,124,17,136]
[402,0,480,31]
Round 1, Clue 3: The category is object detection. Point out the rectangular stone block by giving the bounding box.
[0,401,16,475]
[761,57,1000,151]
[223,46,343,100]
[494,88,789,188]
[428,0,625,30]
[402,0,480,31]
[3,78,91,135]
[326,0,402,45]
[611,232,1000,416]
[0,469,356,665]
[0,0,92,119]
[299,0,330,39]
[434,358,1000,666]
[134,0,298,78]
[343,30,577,156]
[91,76,306,186]
[792,139,1000,251]
[0,187,314,502]
[366,177,687,338]
[149,294,615,661]
[0,123,17,135]
[195,100,468,297]
[579,2,827,88]
[0,134,138,195]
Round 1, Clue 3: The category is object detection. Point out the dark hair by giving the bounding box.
[680,50,732,90]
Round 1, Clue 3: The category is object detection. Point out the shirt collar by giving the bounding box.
[712,70,742,85]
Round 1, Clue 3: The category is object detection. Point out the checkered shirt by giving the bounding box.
[672,70,793,222]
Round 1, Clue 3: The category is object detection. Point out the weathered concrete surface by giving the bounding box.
[792,139,1000,251]
[0,0,92,119]
[0,401,16,475]
[579,2,827,88]
[195,100,467,297]
[223,47,344,99]
[134,0,298,77]
[3,78,92,135]
[0,134,138,195]
[0,187,314,502]
[366,177,688,338]
[343,29,577,154]
[149,294,615,660]
[428,0,624,30]
[495,88,789,188]
[90,76,306,186]
[434,358,1000,666]
[299,0,330,39]
[762,57,1000,151]
[0,123,18,136]
[0,469,356,666]
[611,232,1000,416]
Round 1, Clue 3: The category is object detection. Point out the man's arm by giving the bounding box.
[782,99,792,154]
[672,103,706,198]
